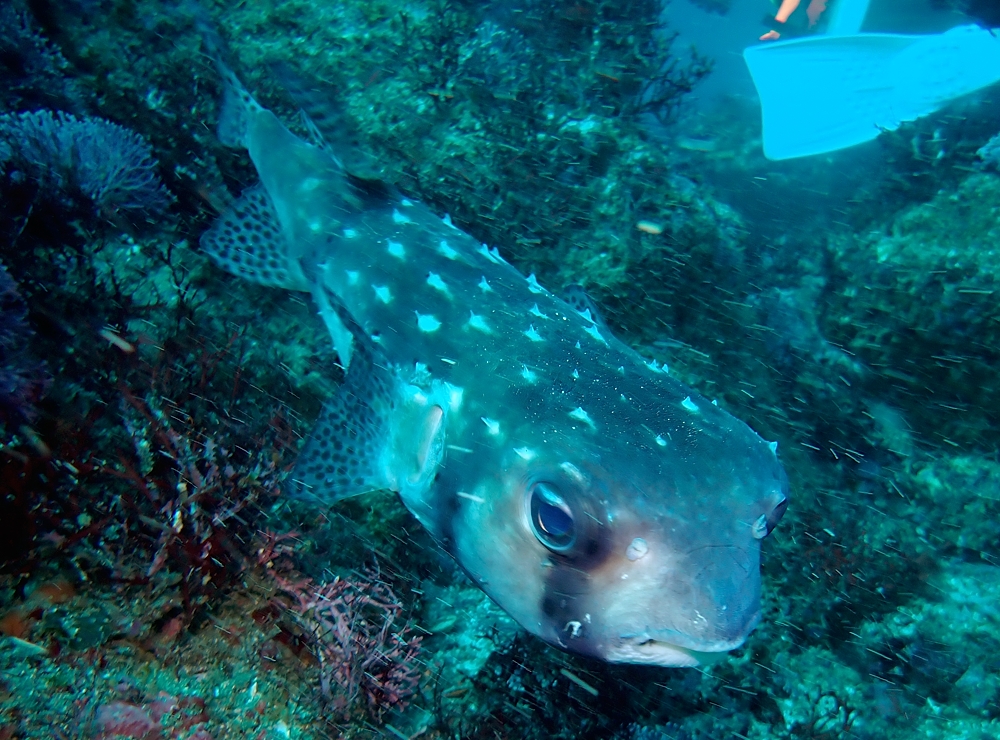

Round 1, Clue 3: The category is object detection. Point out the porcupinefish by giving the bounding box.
[198,36,789,667]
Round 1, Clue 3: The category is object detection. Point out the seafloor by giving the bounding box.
[1,1,998,739]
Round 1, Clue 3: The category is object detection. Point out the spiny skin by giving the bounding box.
[201,56,790,666]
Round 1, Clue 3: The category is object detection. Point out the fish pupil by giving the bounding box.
[530,483,575,549]
[538,503,572,537]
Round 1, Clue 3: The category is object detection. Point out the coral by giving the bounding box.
[0,1,86,113]
[271,566,423,722]
[96,385,289,621]
[0,109,171,218]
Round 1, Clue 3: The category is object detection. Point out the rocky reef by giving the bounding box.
[1,1,999,739]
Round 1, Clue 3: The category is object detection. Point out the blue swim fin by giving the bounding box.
[744,25,1000,160]
[825,0,870,36]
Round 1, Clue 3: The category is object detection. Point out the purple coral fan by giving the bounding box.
[0,110,171,217]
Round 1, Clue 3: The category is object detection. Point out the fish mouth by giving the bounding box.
[605,635,745,667]
[606,608,760,667]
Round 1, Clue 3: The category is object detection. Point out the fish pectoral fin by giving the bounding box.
[287,286,396,501]
[385,384,451,528]
[286,389,391,501]
[390,394,446,491]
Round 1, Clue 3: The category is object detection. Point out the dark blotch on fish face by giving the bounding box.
[443,401,789,667]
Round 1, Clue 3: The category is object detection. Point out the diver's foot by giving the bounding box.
[760,30,781,41]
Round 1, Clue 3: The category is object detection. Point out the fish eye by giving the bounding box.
[529,482,576,551]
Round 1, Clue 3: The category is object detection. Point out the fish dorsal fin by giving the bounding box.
[269,61,384,182]
[200,183,309,291]
[563,284,609,330]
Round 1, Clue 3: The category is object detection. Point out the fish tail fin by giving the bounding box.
[196,12,264,149]
[195,15,310,291]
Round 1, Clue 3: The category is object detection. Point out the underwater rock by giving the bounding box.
[825,172,1000,449]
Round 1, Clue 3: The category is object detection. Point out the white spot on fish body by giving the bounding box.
[682,396,700,413]
[401,197,414,207]
[392,209,413,225]
[300,177,322,192]
[572,369,580,379]
[467,312,492,334]
[584,324,608,346]
[442,213,460,230]
[387,240,406,259]
[580,308,596,324]
[526,274,545,294]
[479,244,505,264]
[530,304,549,319]
[373,285,392,304]
[521,365,538,383]
[647,359,665,373]
[560,461,587,484]
[568,407,595,429]
[481,417,500,436]
[524,325,543,342]
[655,434,667,447]
[514,447,536,461]
[769,440,779,454]
[478,276,493,293]
[438,240,459,260]
[626,538,649,561]
[345,270,359,285]
[308,218,322,233]
[343,227,358,238]
[427,272,451,296]
[416,312,441,332]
